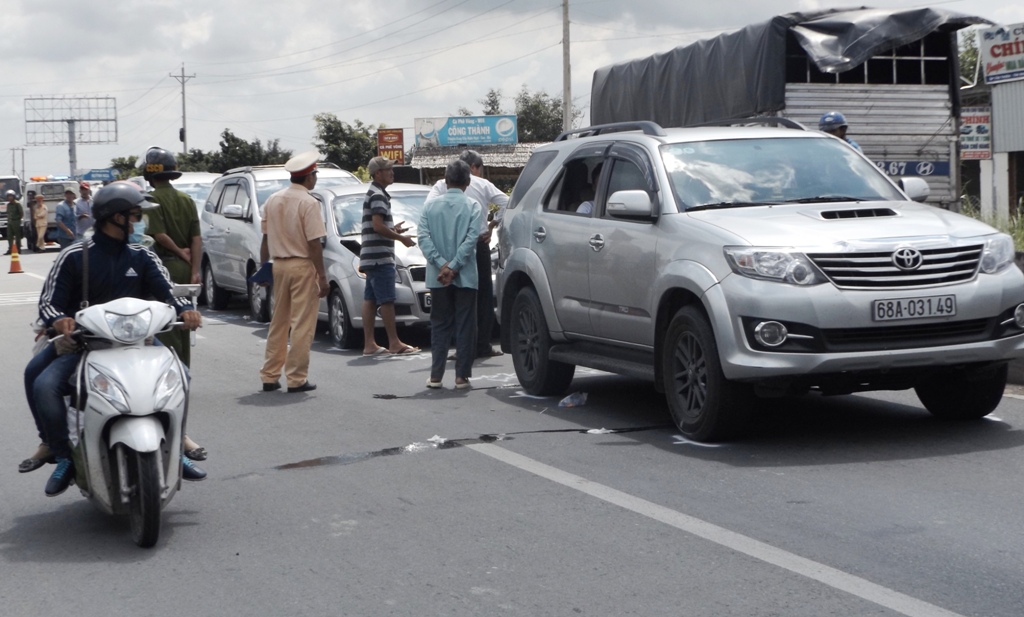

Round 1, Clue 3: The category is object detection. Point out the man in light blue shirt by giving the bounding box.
[418,159,482,389]
[54,190,77,249]
[74,183,94,240]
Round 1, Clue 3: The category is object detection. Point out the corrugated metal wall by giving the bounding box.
[992,80,1024,153]
[783,84,957,207]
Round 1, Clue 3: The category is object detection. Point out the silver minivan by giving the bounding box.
[200,164,360,321]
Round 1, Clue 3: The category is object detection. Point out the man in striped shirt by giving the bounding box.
[359,156,419,356]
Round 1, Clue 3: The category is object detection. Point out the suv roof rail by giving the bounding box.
[223,160,341,175]
[555,121,667,141]
[689,116,807,130]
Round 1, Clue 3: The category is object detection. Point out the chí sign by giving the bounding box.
[980,23,1024,85]
[377,128,405,165]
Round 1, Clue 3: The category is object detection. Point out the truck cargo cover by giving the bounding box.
[590,7,987,127]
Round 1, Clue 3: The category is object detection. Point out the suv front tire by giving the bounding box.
[510,286,575,395]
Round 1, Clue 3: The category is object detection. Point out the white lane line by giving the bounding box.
[467,443,966,617]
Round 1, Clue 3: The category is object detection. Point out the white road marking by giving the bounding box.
[468,443,967,617]
[0,291,40,306]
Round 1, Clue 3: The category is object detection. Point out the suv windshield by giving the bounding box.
[332,190,428,237]
[661,137,905,210]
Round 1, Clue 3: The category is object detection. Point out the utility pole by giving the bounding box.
[171,63,195,155]
[562,0,572,132]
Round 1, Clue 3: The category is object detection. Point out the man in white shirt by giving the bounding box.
[425,150,508,359]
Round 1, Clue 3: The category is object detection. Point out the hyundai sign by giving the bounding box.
[414,116,518,147]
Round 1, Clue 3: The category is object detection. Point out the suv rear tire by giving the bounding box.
[248,265,272,323]
[203,261,230,310]
[915,363,1007,420]
[510,286,575,395]
[662,306,752,442]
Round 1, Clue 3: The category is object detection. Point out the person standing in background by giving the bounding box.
[55,190,77,249]
[818,112,862,152]
[425,149,509,359]
[74,182,94,240]
[418,160,481,390]
[141,146,207,461]
[259,150,328,394]
[4,190,23,255]
[360,156,419,356]
[32,194,48,252]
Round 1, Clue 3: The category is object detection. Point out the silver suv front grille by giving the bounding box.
[807,245,983,289]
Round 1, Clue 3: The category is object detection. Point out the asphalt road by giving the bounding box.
[2,249,1023,617]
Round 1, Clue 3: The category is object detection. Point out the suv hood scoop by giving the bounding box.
[819,208,897,220]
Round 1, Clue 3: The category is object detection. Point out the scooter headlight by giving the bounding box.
[87,363,130,413]
[105,309,153,343]
[154,364,185,410]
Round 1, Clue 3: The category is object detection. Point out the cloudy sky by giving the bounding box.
[2,0,1022,179]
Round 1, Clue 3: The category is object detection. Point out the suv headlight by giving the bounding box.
[724,247,827,286]
[104,309,152,343]
[979,234,1015,274]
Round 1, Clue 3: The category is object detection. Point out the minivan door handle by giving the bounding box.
[589,234,605,252]
[533,227,547,243]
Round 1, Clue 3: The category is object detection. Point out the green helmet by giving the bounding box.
[140,146,183,181]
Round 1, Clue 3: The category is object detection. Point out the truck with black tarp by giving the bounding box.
[590,7,988,208]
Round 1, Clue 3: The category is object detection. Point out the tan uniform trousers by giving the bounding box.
[35,223,47,250]
[260,258,320,388]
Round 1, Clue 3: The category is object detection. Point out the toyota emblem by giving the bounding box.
[892,247,924,271]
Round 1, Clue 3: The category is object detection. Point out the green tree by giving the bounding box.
[313,113,378,172]
[178,148,218,172]
[110,156,139,179]
[479,89,504,115]
[513,86,582,142]
[209,129,291,172]
[959,28,980,85]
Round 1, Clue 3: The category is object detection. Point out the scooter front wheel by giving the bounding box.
[125,448,162,548]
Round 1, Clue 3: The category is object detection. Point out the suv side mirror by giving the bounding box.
[898,177,930,203]
[222,204,244,219]
[606,190,655,218]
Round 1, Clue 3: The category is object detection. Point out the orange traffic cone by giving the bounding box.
[8,244,24,274]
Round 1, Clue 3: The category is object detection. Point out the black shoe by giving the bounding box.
[262,381,281,392]
[45,458,75,497]
[181,456,207,481]
[287,381,317,393]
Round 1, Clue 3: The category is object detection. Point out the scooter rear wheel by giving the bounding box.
[126,448,162,548]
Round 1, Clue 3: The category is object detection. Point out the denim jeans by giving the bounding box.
[430,285,477,381]
[23,343,80,458]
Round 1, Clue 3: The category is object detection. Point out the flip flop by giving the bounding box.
[363,347,389,357]
[19,453,55,473]
[393,346,420,355]
[184,447,208,461]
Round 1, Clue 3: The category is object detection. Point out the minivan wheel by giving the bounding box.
[510,287,574,395]
[203,261,230,310]
[248,266,271,323]
[915,363,1007,420]
[329,287,361,349]
[662,306,752,442]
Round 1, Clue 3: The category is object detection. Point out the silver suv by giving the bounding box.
[496,120,1024,441]
[200,164,359,321]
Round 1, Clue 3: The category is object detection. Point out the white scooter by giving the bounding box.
[64,285,199,548]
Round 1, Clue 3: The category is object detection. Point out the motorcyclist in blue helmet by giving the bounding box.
[819,111,862,152]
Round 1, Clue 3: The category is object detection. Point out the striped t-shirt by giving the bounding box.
[359,182,394,268]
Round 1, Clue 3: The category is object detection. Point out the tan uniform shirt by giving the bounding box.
[33,202,49,222]
[261,184,327,259]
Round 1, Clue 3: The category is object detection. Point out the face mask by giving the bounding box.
[129,217,151,246]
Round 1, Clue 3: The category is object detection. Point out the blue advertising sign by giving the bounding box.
[874,160,950,177]
[414,116,518,147]
[82,168,116,181]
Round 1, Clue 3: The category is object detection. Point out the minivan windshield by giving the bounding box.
[660,137,905,211]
